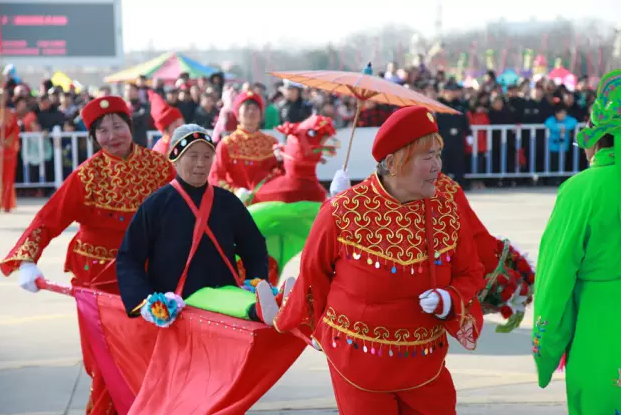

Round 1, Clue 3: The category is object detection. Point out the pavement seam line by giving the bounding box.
[63,361,84,415]
[0,358,82,371]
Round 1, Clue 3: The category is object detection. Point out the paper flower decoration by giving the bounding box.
[143,292,185,328]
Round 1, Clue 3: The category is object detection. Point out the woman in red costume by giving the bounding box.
[250,114,338,204]
[208,90,282,201]
[1,96,175,415]
[331,150,535,328]
[1,105,20,212]
[148,90,185,154]
[274,106,485,415]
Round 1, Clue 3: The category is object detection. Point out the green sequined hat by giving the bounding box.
[576,69,621,149]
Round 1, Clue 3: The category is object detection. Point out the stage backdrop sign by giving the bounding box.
[0,0,123,66]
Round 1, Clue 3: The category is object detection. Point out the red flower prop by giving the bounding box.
[479,238,536,332]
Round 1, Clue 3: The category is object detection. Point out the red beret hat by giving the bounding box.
[148,90,183,132]
[81,96,131,130]
[371,106,439,162]
[233,91,264,115]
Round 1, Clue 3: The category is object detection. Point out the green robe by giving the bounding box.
[533,147,621,414]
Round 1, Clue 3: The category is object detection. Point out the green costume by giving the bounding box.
[532,70,621,414]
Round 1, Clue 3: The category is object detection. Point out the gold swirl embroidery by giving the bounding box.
[331,177,460,266]
[436,173,459,202]
[78,146,173,212]
[353,321,370,337]
[223,129,278,161]
[336,312,350,330]
[373,326,390,342]
[1,228,43,267]
[394,329,411,343]
[73,239,117,261]
[323,307,445,346]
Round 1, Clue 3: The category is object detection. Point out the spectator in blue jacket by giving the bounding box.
[544,104,578,174]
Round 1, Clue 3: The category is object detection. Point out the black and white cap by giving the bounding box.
[168,124,215,161]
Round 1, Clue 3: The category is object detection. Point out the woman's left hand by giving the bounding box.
[329,169,351,197]
[419,289,452,318]
[311,338,323,351]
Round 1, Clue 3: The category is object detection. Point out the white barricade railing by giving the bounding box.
[467,122,587,178]
[14,123,588,189]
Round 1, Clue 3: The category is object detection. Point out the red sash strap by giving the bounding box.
[170,180,244,295]
[424,198,437,288]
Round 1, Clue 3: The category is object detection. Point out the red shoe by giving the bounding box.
[255,280,279,326]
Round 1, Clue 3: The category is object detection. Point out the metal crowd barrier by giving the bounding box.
[467,122,587,179]
[13,123,587,189]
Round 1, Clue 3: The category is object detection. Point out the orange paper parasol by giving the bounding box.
[270,63,460,169]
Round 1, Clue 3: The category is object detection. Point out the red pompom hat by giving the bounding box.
[81,96,131,131]
[148,90,184,132]
[371,106,439,162]
[232,91,264,115]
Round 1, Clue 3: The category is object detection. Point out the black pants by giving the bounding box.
[442,144,466,188]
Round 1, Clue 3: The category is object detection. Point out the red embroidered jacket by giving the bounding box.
[274,173,484,392]
[436,173,501,275]
[208,128,281,193]
[1,145,174,293]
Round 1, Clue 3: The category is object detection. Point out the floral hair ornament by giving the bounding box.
[140,292,186,328]
[576,70,621,150]
[575,70,621,184]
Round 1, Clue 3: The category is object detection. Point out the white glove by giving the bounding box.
[419,289,452,319]
[273,146,283,162]
[329,169,351,197]
[234,187,253,204]
[466,135,474,146]
[311,338,323,351]
[18,262,42,293]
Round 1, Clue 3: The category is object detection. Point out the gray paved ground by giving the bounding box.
[0,187,569,414]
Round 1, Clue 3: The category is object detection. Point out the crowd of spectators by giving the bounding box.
[2,61,597,194]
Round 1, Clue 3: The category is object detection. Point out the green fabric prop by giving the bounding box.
[246,201,321,278]
[185,286,256,320]
[533,70,621,414]
[185,202,321,319]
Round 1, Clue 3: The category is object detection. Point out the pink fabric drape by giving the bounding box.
[74,288,305,414]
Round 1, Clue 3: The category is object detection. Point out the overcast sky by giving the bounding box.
[121,0,621,51]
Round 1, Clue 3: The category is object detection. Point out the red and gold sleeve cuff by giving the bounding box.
[445,285,466,324]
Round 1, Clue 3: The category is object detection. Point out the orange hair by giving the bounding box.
[391,132,444,174]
